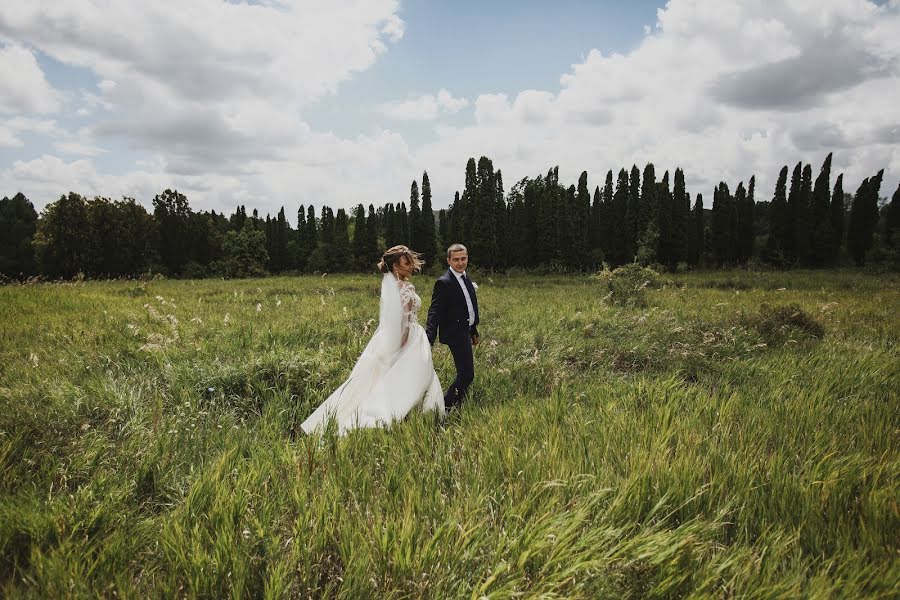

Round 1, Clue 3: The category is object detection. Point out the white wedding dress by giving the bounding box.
[300,273,444,435]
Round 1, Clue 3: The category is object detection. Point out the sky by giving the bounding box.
[1,0,898,224]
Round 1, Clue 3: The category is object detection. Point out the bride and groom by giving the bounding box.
[300,243,480,435]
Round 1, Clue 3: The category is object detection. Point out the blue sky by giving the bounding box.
[1,1,898,221]
[306,0,664,143]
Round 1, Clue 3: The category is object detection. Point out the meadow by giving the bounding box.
[0,269,898,598]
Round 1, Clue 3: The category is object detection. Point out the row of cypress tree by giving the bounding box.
[2,154,898,279]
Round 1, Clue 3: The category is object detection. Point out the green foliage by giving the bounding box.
[420,172,438,269]
[469,157,499,269]
[215,227,269,278]
[33,192,91,278]
[0,193,38,279]
[808,153,834,266]
[830,175,846,260]
[766,166,790,265]
[848,169,885,266]
[152,189,191,275]
[592,262,660,307]
[408,179,421,253]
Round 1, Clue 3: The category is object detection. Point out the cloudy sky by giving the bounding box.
[1,0,898,222]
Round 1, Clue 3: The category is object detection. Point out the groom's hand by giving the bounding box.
[471,334,479,347]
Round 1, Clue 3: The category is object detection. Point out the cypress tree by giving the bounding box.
[685,192,695,265]
[885,180,900,249]
[766,166,789,263]
[711,182,732,265]
[230,205,247,232]
[275,207,289,272]
[690,193,705,266]
[447,192,461,243]
[494,169,507,269]
[848,169,884,265]
[521,179,537,265]
[438,209,448,249]
[408,180,422,251]
[264,215,275,272]
[612,168,630,265]
[741,176,756,263]
[296,205,307,271]
[601,170,614,261]
[333,208,351,271]
[384,203,396,247]
[366,204,379,264]
[656,170,672,266]
[557,184,577,268]
[470,156,498,268]
[305,205,318,256]
[318,206,333,245]
[638,163,657,252]
[626,165,641,261]
[830,174,845,260]
[785,162,803,261]
[591,185,602,257]
[462,158,477,241]
[808,153,833,265]
[575,171,591,269]
[397,202,409,246]
[352,203,368,268]
[731,183,746,264]
[537,171,556,264]
[507,179,528,267]
[421,171,438,268]
[794,164,813,262]
[671,168,689,266]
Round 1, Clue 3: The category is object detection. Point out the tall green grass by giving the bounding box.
[1,270,898,598]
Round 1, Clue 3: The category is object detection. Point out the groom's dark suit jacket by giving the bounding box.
[426,269,479,345]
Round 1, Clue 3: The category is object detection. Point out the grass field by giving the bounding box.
[1,269,898,598]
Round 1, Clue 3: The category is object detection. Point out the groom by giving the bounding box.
[426,243,480,410]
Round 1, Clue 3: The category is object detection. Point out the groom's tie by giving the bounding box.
[461,274,478,321]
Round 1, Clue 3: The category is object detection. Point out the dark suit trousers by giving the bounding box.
[444,333,474,409]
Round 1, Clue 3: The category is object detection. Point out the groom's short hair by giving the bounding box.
[447,243,467,258]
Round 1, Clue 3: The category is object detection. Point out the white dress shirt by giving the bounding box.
[453,270,476,326]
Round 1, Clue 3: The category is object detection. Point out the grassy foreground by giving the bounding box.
[1,270,898,598]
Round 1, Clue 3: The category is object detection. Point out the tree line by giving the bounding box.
[2,154,899,280]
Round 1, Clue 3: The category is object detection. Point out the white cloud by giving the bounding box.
[0,1,404,178]
[380,89,469,121]
[0,43,60,113]
[53,141,106,157]
[0,116,59,147]
[414,0,900,208]
[2,0,899,220]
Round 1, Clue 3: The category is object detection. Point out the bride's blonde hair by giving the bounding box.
[378,245,423,274]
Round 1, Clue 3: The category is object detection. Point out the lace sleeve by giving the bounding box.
[399,282,416,313]
[398,282,416,346]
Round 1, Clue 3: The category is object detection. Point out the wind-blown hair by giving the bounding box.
[378,245,423,274]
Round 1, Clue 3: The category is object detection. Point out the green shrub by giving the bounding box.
[592,263,660,308]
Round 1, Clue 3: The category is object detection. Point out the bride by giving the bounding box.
[300,245,444,435]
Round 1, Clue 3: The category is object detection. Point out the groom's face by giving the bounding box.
[447,250,468,273]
